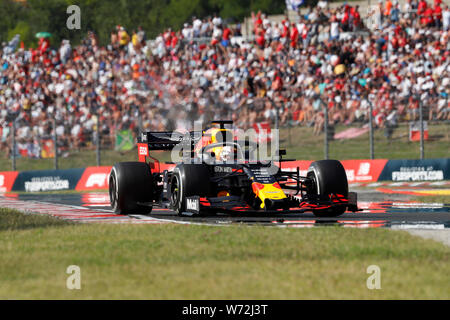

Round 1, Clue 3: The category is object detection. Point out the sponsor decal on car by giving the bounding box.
[137,143,149,162]
[186,196,200,213]
[139,145,148,156]
[214,166,233,173]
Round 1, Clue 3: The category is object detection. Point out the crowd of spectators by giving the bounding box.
[0,0,449,158]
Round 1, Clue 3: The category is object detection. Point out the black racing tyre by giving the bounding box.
[170,164,211,215]
[109,162,154,215]
[307,160,348,217]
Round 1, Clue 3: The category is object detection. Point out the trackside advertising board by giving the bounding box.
[0,171,18,192]
[0,158,448,192]
[278,159,388,184]
[10,168,85,192]
[75,166,112,191]
[378,158,450,181]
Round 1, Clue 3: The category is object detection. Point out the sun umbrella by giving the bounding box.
[35,32,52,39]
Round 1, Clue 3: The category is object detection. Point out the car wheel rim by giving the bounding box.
[170,175,180,208]
[307,171,318,195]
[109,173,117,208]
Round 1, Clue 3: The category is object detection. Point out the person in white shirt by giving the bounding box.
[403,0,412,20]
[182,23,193,40]
[317,0,328,9]
[443,5,450,31]
[212,15,222,27]
[192,18,202,37]
[330,19,339,40]
[212,26,222,41]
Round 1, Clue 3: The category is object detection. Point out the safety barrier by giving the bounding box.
[0,158,449,192]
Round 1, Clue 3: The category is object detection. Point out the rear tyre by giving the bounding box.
[109,162,154,215]
[307,160,348,217]
[170,164,211,215]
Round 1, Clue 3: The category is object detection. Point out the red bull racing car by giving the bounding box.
[109,120,358,217]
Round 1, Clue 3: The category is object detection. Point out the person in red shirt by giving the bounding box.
[391,34,399,51]
[290,23,298,48]
[222,25,232,47]
[31,48,39,63]
[38,37,50,55]
[423,6,435,26]
[256,29,265,48]
[164,30,172,47]
[434,3,443,27]
[352,5,361,30]
[418,0,428,15]
[252,11,262,34]
[398,31,407,48]
[281,20,290,39]
[342,5,350,31]
[171,32,178,49]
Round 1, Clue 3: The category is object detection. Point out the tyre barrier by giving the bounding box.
[0,158,449,192]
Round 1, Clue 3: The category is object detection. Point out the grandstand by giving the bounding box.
[0,0,449,162]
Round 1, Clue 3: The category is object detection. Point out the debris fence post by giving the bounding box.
[274,101,279,130]
[419,97,424,160]
[269,98,279,130]
[11,120,16,171]
[369,99,374,159]
[53,118,58,170]
[96,117,101,167]
[322,98,329,160]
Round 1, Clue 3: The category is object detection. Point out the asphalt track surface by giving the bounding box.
[5,188,450,228]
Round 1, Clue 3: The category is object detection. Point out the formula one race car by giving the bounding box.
[109,120,358,217]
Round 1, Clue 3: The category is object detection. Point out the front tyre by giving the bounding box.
[307,160,348,217]
[109,162,154,215]
[170,164,211,216]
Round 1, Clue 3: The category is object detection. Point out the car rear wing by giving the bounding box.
[137,131,203,169]
[138,131,201,151]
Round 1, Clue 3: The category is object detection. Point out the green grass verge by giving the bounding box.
[0,208,449,299]
[0,208,72,231]
[279,123,450,160]
[412,195,450,204]
[1,124,449,171]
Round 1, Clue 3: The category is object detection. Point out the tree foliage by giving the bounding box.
[0,0,286,47]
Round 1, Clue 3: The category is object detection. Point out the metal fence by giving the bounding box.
[254,95,450,161]
[319,96,434,161]
[3,118,120,171]
[1,98,449,171]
